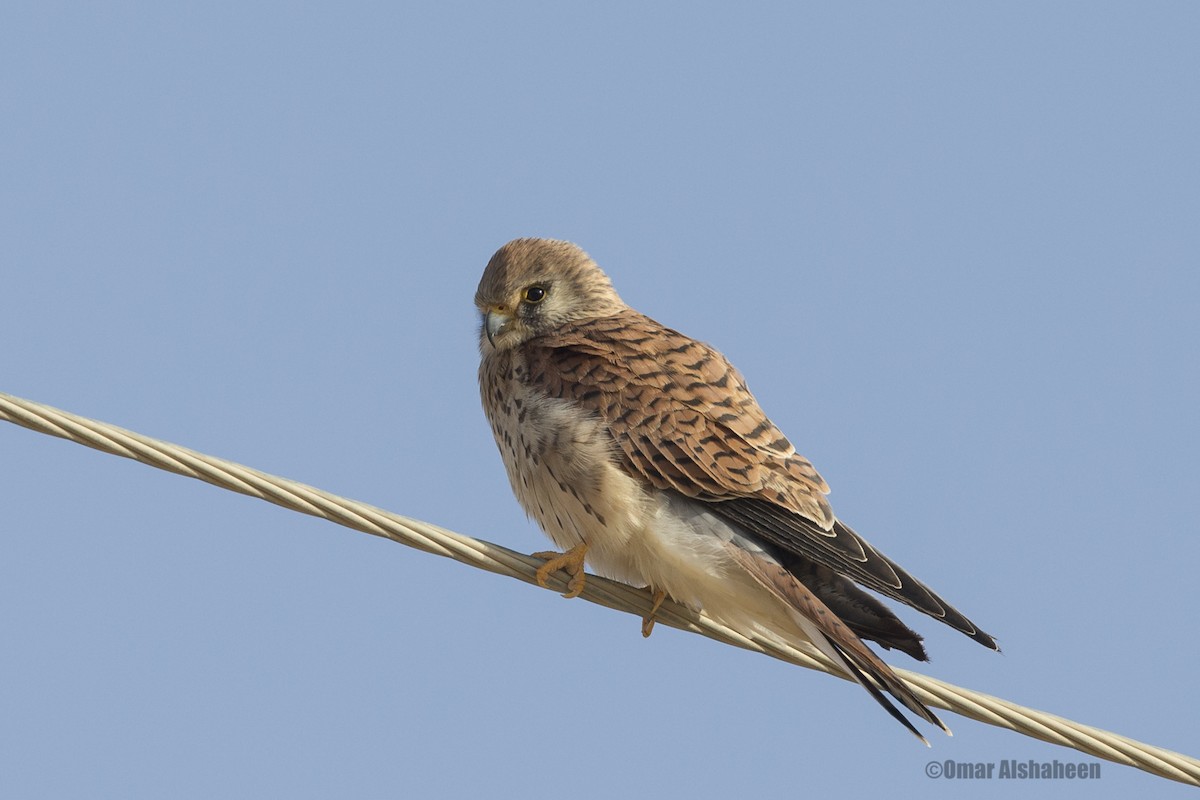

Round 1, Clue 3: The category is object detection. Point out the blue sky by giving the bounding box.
[2,3,1197,797]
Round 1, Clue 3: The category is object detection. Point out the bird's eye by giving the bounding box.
[523,285,547,304]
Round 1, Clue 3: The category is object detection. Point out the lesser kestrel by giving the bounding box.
[476,237,996,742]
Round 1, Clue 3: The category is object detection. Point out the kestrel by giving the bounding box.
[476,238,997,742]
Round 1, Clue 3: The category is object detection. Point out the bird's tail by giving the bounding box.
[724,544,949,744]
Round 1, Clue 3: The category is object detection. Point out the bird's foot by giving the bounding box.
[641,588,668,637]
[532,542,590,598]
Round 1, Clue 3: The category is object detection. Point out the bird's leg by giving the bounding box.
[641,588,668,637]
[531,542,590,598]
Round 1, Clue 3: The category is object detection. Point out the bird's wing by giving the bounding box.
[525,310,996,649]
[710,501,997,649]
[527,311,834,522]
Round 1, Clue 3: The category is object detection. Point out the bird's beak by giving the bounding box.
[484,307,512,347]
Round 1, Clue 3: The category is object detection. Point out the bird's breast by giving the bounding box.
[480,355,651,582]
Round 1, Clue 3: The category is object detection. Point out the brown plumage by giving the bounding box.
[476,237,997,742]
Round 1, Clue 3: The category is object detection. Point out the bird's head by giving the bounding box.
[475,238,625,351]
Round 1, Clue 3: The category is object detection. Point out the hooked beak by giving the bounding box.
[483,308,512,346]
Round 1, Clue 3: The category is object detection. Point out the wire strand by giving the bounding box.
[2,391,1197,787]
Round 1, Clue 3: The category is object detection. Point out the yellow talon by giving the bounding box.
[532,542,590,598]
[641,588,667,637]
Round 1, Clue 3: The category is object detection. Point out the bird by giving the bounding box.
[475,237,997,742]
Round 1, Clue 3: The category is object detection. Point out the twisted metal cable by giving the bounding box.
[2,390,1197,787]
